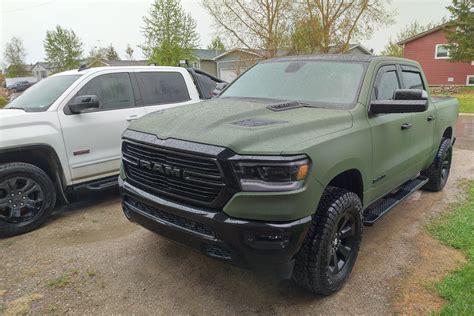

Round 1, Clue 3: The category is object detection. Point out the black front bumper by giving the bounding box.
[119,178,311,279]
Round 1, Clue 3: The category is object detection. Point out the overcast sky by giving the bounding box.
[0,0,452,65]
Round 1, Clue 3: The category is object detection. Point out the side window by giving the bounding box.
[402,71,425,90]
[75,73,135,110]
[375,68,400,100]
[136,72,190,105]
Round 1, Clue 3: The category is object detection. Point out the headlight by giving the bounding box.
[231,156,310,192]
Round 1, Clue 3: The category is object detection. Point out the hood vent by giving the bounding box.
[231,118,288,127]
[267,101,304,112]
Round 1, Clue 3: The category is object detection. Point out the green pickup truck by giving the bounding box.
[119,55,458,295]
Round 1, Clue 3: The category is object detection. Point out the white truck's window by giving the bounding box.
[5,75,81,112]
[136,72,190,105]
[75,73,136,110]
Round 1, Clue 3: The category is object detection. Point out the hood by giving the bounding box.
[0,109,28,118]
[128,99,353,155]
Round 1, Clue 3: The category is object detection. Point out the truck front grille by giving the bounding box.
[122,140,226,207]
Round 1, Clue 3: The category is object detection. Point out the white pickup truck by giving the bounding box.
[0,66,224,237]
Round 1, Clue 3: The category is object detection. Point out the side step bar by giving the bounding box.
[73,176,118,192]
[363,176,429,226]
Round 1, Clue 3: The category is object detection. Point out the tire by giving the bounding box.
[0,163,56,238]
[292,187,363,295]
[421,137,452,192]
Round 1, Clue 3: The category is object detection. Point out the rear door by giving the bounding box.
[399,65,436,173]
[59,72,146,182]
[134,71,196,114]
[367,65,414,201]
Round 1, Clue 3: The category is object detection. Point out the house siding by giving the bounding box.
[199,60,217,77]
[403,30,473,86]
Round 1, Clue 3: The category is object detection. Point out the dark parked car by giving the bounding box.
[7,81,33,92]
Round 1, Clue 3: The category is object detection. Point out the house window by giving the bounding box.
[435,44,450,59]
[467,75,474,86]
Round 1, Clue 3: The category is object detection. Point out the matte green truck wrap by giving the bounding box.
[119,55,458,295]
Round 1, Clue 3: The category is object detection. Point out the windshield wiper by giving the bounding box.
[5,106,25,111]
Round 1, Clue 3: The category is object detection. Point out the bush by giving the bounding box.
[0,96,8,108]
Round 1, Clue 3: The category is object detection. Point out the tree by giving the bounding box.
[296,0,394,54]
[125,44,135,60]
[105,44,120,60]
[3,37,29,77]
[445,0,474,63]
[207,36,225,51]
[381,21,438,57]
[87,46,108,67]
[44,25,83,72]
[288,12,323,54]
[202,0,293,58]
[141,0,199,66]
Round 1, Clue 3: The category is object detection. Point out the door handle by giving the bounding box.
[401,123,413,130]
[427,115,436,122]
[126,115,140,122]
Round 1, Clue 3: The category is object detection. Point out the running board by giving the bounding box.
[73,176,118,192]
[363,176,429,226]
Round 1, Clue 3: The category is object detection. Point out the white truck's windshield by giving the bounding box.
[220,60,366,108]
[6,75,81,112]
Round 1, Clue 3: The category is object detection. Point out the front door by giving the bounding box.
[399,65,436,173]
[58,72,146,182]
[367,65,414,203]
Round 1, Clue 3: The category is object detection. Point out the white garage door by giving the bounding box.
[219,69,237,82]
[219,68,249,82]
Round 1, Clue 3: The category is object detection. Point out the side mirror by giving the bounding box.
[211,82,228,97]
[68,95,99,114]
[370,89,428,114]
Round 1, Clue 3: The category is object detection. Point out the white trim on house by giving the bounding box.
[212,49,264,61]
[467,75,474,86]
[435,44,450,59]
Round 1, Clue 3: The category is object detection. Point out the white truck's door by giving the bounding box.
[58,72,145,183]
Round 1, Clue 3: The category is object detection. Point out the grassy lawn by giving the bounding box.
[456,93,474,113]
[433,87,474,114]
[428,181,474,315]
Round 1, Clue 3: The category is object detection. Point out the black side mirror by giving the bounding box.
[211,82,228,97]
[370,89,428,114]
[68,95,100,114]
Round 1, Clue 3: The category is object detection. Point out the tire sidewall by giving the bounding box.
[0,164,56,237]
[323,203,363,288]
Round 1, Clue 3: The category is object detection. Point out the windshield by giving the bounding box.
[220,60,366,108]
[6,75,81,112]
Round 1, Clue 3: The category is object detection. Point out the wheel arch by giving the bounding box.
[0,144,68,203]
[325,169,364,204]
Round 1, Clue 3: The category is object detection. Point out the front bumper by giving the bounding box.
[119,178,311,279]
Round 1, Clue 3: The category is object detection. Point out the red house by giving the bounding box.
[398,23,474,86]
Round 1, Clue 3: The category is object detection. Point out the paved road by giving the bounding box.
[0,115,473,315]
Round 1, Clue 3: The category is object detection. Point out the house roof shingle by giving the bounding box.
[397,22,450,45]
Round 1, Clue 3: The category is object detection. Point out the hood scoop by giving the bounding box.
[231,118,288,127]
[267,101,304,112]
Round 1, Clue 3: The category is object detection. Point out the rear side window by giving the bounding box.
[402,71,424,90]
[137,72,190,105]
[376,70,400,100]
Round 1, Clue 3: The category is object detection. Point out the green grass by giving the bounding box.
[47,274,70,288]
[456,93,474,113]
[0,96,7,108]
[428,182,474,315]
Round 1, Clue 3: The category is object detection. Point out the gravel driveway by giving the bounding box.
[1,116,473,315]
